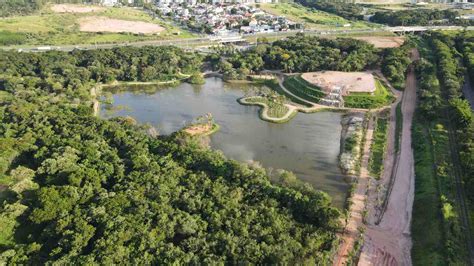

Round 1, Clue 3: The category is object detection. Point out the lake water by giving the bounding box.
[100,77,349,207]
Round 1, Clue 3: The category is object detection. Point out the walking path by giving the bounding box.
[333,116,375,265]
[358,49,419,266]
[239,76,371,123]
[332,51,418,265]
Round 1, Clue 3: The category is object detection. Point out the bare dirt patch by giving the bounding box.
[51,4,105,13]
[354,36,405,48]
[183,124,212,136]
[301,71,376,95]
[79,16,164,34]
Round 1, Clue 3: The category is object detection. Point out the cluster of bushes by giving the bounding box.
[0,31,28,46]
[0,46,342,264]
[370,9,466,26]
[295,0,364,21]
[0,0,44,17]
[369,116,388,178]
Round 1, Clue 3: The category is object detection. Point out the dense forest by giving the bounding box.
[210,35,379,79]
[294,0,363,21]
[411,32,474,265]
[370,9,471,26]
[0,46,342,263]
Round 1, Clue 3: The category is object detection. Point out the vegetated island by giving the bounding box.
[182,114,220,136]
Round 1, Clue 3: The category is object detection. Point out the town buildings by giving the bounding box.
[156,2,299,35]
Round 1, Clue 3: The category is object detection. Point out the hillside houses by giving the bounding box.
[156,3,298,35]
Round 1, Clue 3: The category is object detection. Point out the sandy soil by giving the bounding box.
[358,49,419,266]
[301,71,376,95]
[354,37,405,48]
[79,16,164,34]
[184,124,213,136]
[51,4,104,13]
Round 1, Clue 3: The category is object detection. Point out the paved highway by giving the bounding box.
[2,25,473,53]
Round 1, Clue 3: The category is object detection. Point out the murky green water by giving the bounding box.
[100,77,348,207]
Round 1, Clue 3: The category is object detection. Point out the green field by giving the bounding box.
[343,80,394,109]
[0,4,194,46]
[369,116,388,178]
[259,3,377,29]
[411,120,445,266]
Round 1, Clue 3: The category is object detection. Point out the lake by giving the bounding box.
[100,77,349,207]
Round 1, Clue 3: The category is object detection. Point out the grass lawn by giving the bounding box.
[0,4,194,46]
[343,80,394,109]
[259,3,377,29]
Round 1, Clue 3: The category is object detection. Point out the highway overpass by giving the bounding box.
[2,26,473,53]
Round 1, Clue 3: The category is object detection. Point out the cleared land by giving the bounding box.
[354,36,405,48]
[301,71,376,95]
[79,16,165,34]
[0,5,192,46]
[51,4,104,13]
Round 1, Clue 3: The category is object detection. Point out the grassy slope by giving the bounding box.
[264,80,313,107]
[0,4,194,46]
[343,80,394,109]
[283,75,325,104]
[259,3,375,29]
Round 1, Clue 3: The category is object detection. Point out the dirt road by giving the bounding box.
[333,116,375,265]
[358,50,419,266]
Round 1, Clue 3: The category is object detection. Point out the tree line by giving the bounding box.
[210,35,379,80]
[294,0,364,21]
[0,46,342,263]
[370,9,473,27]
[412,32,474,265]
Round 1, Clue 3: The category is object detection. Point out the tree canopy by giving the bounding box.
[0,46,341,264]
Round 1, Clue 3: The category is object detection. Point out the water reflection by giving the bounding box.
[100,77,349,207]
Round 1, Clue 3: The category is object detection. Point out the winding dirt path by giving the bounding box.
[358,50,419,266]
